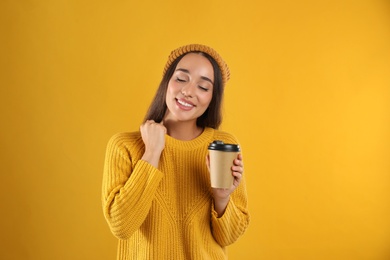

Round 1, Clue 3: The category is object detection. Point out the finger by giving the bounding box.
[159,123,166,134]
[233,159,243,167]
[232,171,242,179]
[232,165,243,173]
[234,154,243,167]
[232,172,243,187]
[158,123,167,134]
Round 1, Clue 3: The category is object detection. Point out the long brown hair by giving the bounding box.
[143,52,224,129]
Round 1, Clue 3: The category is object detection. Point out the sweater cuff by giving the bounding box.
[211,198,248,246]
[124,160,164,192]
[211,197,236,220]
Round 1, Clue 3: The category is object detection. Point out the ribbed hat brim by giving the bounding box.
[163,44,230,85]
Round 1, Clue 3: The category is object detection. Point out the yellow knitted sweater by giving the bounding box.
[102,127,249,260]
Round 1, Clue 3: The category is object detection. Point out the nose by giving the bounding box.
[181,83,195,98]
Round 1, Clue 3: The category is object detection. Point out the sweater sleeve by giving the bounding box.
[209,131,250,246]
[101,133,164,240]
[210,174,250,246]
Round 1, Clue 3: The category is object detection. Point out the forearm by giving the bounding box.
[213,196,230,217]
[102,160,163,240]
[211,198,250,246]
[141,149,162,168]
[211,175,250,246]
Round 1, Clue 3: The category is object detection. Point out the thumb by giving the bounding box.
[159,120,167,134]
[205,155,210,171]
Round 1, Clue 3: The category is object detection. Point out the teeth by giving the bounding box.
[177,100,193,107]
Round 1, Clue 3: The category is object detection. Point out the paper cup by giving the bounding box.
[208,140,240,188]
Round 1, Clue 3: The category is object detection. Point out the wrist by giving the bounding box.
[144,148,163,158]
[142,149,162,168]
[213,196,230,217]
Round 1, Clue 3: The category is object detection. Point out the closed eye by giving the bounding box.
[176,77,186,82]
[198,86,209,91]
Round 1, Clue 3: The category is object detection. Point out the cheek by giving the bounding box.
[166,82,176,97]
[167,81,181,95]
[199,92,213,106]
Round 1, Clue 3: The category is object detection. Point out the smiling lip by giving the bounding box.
[176,98,195,111]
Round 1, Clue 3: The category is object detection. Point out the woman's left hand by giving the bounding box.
[211,153,244,199]
[206,153,244,216]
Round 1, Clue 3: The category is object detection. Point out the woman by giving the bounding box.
[102,44,249,259]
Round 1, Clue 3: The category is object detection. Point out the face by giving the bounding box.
[164,53,214,124]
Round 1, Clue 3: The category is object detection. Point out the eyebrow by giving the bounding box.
[176,68,214,85]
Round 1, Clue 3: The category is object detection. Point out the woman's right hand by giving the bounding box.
[140,120,167,168]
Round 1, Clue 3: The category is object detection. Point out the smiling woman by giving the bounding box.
[164,53,214,130]
[101,44,249,260]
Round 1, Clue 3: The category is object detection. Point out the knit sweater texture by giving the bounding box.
[102,127,250,260]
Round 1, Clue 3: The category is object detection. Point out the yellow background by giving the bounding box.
[1,0,389,259]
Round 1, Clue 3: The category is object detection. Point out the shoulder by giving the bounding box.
[211,128,240,145]
[106,131,143,151]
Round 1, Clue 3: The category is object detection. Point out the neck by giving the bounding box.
[162,119,203,141]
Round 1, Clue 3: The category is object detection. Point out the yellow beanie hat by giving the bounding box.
[163,44,230,85]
